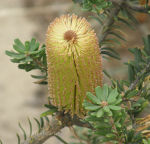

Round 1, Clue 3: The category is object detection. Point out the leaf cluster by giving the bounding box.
[6,38,47,84]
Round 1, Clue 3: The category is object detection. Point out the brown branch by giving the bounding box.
[21,113,93,144]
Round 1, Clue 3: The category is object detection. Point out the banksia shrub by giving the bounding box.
[46,14,103,116]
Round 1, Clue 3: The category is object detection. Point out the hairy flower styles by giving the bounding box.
[46,14,103,116]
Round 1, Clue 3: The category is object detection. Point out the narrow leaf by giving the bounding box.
[86,92,101,104]
[55,135,69,144]
[18,122,27,140]
[16,133,21,144]
[34,118,41,133]
[109,105,121,111]
[27,118,32,136]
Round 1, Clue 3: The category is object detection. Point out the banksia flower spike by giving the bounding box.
[46,14,103,117]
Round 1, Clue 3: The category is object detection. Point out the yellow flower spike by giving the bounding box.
[46,14,103,117]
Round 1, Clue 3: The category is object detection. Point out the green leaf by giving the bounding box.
[18,122,26,140]
[96,109,104,117]
[13,44,25,53]
[84,105,100,111]
[27,118,32,136]
[86,92,101,104]
[5,50,26,59]
[40,109,57,117]
[103,69,111,79]
[109,105,121,111]
[108,31,126,41]
[95,86,103,101]
[30,38,39,51]
[44,104,57,110]
[31,75,46,79]
[89,16,103,25]
[101,50,121,60]
[107,88,118,104]
[16,133,21,144]
[103,106,110,113]
[55,135,69,144]
[103,84,109,100]
[128,62,135,83]
[118,17,134,30]
[126,89,138,98]
[34,118,41,133]
[14,39,25,50]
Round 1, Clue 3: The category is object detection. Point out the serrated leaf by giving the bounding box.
[86,92,101,104]
[109,105,121,111]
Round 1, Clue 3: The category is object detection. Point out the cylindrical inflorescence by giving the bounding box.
[46,14,103,117]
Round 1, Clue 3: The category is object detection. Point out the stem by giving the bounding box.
[99,0,124,43]
[21,113,92,144]
[128,62,150,91]
[109,116,123,143]
[32,57,47,71]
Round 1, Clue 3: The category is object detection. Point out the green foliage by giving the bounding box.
[4,0,150,143]
[6,38,47,84]
[143,138,150,144]
[16,117,50,144]
[73,0,112,13]
[83,84,126,143]
[40,104,58,117]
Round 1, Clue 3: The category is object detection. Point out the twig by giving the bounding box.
[32,57,47,71]
[21,113,92,144]
[69,126,84,144]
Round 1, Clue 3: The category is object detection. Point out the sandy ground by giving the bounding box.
[1,0,150,144]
